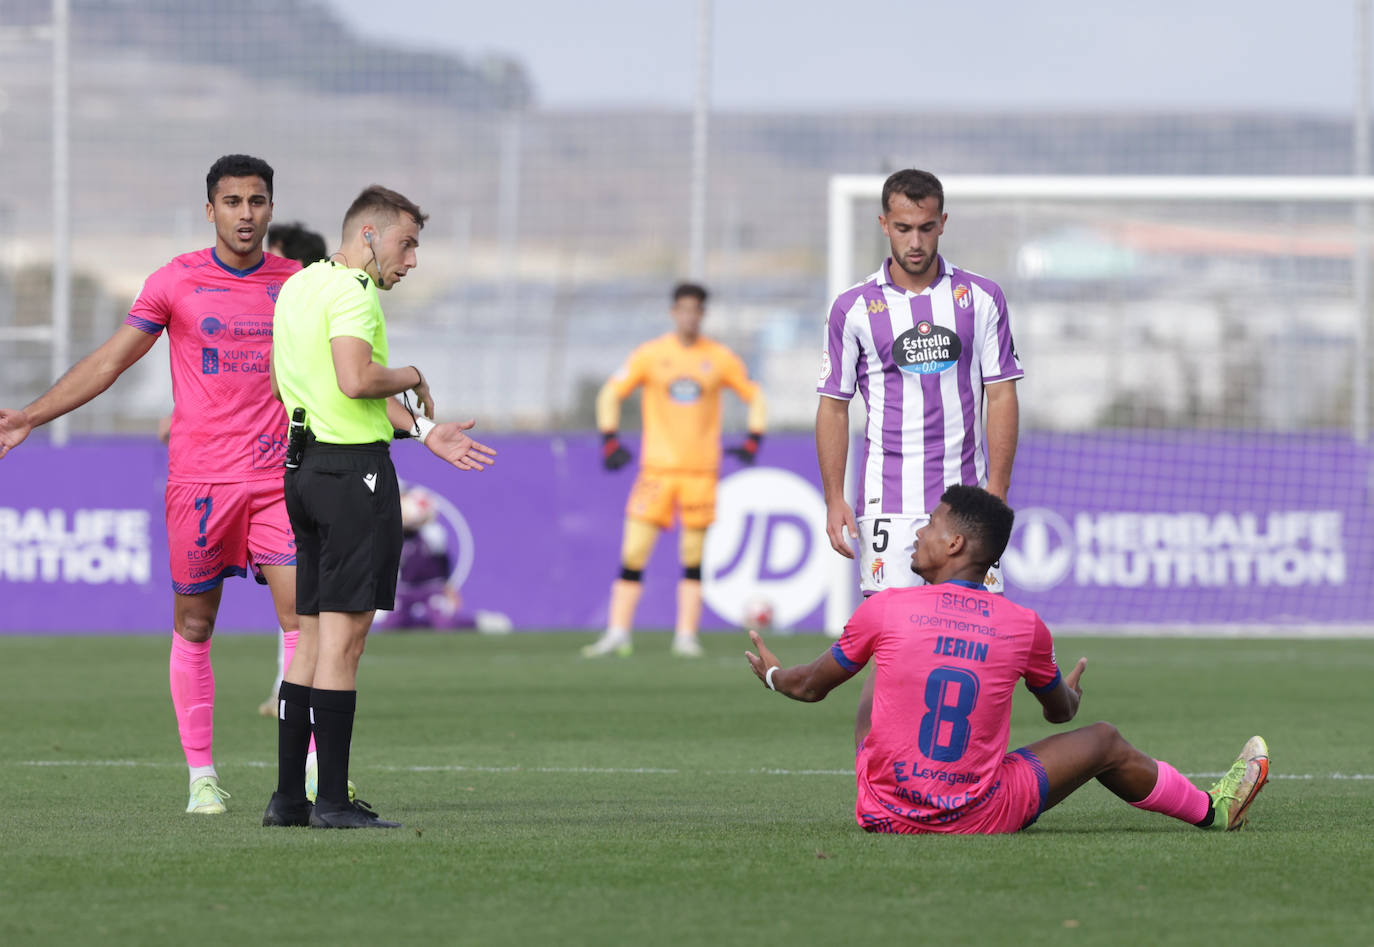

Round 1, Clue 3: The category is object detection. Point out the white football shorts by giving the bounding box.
[858,513,1003,595]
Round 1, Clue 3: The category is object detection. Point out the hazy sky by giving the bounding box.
[328,0,1362,113]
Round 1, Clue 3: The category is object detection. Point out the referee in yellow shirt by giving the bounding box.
[584,283,767,659]
[265,185,496,829]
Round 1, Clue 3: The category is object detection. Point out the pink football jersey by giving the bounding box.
[126,248,300,482]
[831,580,1061,831]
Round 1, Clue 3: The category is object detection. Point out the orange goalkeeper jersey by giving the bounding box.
[608,333,759,474]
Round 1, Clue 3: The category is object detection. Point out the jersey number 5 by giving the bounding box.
[872,517,890,552]
[918,666,980,763]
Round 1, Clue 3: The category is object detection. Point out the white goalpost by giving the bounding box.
[823,175,1374,635]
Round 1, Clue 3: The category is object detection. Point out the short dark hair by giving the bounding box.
[940,484,1014,569]
[672,282,708,305]
[342,185,428,238]
[881,169,943,214]
[206,154,275,202]
[267,222,327,266]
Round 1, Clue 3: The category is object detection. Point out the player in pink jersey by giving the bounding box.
[0,155,307,815]
[747,485,1270,835]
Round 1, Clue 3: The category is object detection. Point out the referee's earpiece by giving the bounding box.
[364,230,373,244]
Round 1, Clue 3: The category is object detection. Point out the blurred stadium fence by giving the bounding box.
[2,2,1372,632]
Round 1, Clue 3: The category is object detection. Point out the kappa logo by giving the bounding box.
[1000,507,1074,592]
[362,472,378,493]
[818,350,831,383]
[953,284,971,309]
[867,299,887,314]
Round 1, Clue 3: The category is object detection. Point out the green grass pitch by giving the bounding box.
[2,631,1371,946]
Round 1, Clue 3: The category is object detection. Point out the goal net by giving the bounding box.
[825,175,1374,634]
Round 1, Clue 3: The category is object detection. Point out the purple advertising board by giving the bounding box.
[1003,432,1374,627]
[2,432,1370,633]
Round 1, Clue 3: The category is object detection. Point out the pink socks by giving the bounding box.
[279,629,316,755]
[169,633,215,769]
[1130,759,1211,824]
[281,629,299,684]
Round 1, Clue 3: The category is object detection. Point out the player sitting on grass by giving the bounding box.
[746,485,1269,835]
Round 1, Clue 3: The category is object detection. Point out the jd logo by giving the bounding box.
[1001,507,1074,592]
[702,469,828,629]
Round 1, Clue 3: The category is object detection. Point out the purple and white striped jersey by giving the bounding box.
[817,256,1023,517]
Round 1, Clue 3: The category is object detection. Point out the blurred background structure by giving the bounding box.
[3,0,1373,633]
[3,0,1373,437]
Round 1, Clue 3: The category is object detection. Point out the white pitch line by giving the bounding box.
[13,760,1374,780]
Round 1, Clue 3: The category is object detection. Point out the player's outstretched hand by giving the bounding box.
[725,432,763,465]
[601,433,632,471]
[426,419,496,471]
[825,499,859,559]
[745,629,781,687]
[0,408,33,460]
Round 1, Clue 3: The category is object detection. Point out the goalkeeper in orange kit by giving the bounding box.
[583,283,767,658]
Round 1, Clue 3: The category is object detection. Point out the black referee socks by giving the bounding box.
[275,681,312,801]
[310,687,357,808]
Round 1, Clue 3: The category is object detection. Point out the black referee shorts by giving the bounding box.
[285,439,402,615]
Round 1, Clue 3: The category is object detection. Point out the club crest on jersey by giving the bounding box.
[199,316,227,342]
[870,557,885,585]
[893,322,962,375]
[953,283,971,309]
[266,282,283,303]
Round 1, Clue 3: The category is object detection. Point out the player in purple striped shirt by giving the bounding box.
[816,168,1022,598]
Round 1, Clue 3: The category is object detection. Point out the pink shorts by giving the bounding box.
[165,478,295,595]
[855,748,1049,835]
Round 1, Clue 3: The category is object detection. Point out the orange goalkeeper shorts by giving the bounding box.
[625,469,717,530]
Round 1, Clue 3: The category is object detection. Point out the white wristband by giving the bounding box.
[413,415,437,444]
[765,665,781,692]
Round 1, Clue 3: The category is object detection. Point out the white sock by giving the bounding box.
[188,764,217,787]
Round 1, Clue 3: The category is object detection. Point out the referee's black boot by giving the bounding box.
[309,797,402,829]
[262,791,313,828]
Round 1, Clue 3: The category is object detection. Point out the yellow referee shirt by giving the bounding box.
[271,260,393,445]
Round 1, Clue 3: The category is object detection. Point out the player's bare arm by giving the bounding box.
[1035,656,1087,724]
[269,352,281,403]
[983,380,1019,501]
[746,629,856,702]
[0,324,158,459]
[816,395,857,558]
[329,336,432,413]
